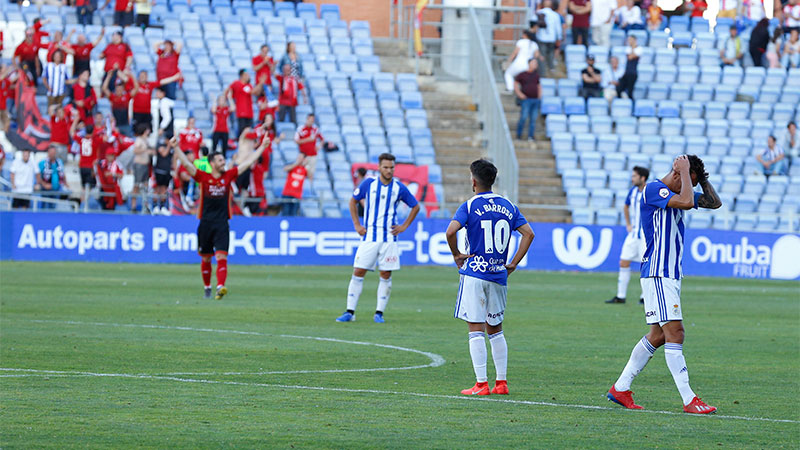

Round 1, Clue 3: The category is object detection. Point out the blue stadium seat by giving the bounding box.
[590,116,612,134]
[566,187,589,206]
[556,153,579,173]
[676,48,698,65]
[598,134,620,153]
[669,83,691,101]
[657,100,680,118]
[680,101,703,119]
[604,152,626,171]
[728,120,753,138]
[541,98,563,115]
[638,117,659,135]
[611,99,632,118]
[546,114,568,136]
[704,102,727,120]
[648,31,669,48]
[663,135,686,154]
[585,170,608,189]
[558,79,580,97]
[668,15,690,32]
[615,116,637,134]
[633,100,656,117]
[683,119,706,137]
[654,48,675,65]
[619,135,641,153]
[320,4,341,21]
[782,87,800,105]
[641,135,663,154]
[637,64,655,83]
[773,104,796,123]
[691,84,713,102]
[562,169,585,188]
[569,115,590,133]
[714,85,737,102]
[587,97,608,116]
[579,150,602,168]
[706,119,729,138]
[759,85,781,104]
[591,190,615,209]
[552,133,574,153]
[694,32,716,49]
[750,103,772,121]
[647,83,669,100]
[564,97,586,115]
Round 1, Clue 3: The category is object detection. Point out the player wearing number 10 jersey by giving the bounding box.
[446,159,534,396]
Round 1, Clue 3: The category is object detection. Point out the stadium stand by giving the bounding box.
[547,15,800,232]
[0,0,442,218]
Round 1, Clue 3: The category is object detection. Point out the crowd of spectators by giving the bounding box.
[1,4,324,216]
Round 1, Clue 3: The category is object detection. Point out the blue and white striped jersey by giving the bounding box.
[625,186,644,239]
[640,180,701,280]
[452,192,528,286]
[43,62,69,97]
[353,177,418,242]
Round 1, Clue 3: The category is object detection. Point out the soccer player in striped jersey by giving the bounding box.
[608,155,722,414]
[335,153,420,323]
[445,159,534,396]
[606,166,649,305]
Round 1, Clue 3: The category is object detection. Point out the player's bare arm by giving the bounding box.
[236,138,271,173]
[349,197,366,236]
[390,204,420,235]
[505,223,535,275]
[172,138,198,177]
[666,156,695,210]
[623,204,631,233]
[696,178,722,209]
[445,220,474,269]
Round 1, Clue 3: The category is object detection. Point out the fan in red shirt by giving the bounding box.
[103,0,135,27]
[102,69,133,136]
[257,90,279,123]
[155,40,182,100]
[179,117,204,157]
[14,30,40,86]
[688,0,708,17]
[45,30,74,62]
[294,113,323,181]
[226,69,263,139]
[276,63,307,124]
[281,154,308,217]
[172,136,272,300]
[91,112,116,160]
[129,69,181,133]
[100,32,132,86]
[70,31,104,77]
[70,70,98,126]
[252,44,275,87]
[32,18,50,50]
[48,105,71,159]
[71,117,97,188]
[96,148,124,210]
[211,95,231,156]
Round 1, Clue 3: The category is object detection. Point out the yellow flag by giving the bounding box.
[414,0,429,56]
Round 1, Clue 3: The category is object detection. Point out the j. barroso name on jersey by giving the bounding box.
[475,203,514,220]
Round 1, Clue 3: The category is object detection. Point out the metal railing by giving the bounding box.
[467,7,518,202]
[0,191,80,212]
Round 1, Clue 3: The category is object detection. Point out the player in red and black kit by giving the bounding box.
[173,136,271,300]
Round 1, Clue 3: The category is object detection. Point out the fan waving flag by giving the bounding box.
[414,0,430,56]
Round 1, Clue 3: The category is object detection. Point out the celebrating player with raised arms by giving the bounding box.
[607,155,722,414]
[173,136,270,300]
[335,153,421,323]
[445,159,534,396]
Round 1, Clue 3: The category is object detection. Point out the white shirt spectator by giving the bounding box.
[11,154,38,194]
[43,62,69,97]
[618,5,643,27]
[602,63,625,88]
[759,145,784,162]
[591,0,617,27]
[536,7,563,43]
[783,129,800,159]
[528,0,544,21]
[743,0,766,21]
[785,4,800,28]
[722,35,743,61]
[155,97,175,132]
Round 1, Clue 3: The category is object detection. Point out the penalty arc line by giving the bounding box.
[0,368,798,424]
[25,319,446,376]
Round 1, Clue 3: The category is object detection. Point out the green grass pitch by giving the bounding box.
[1,261,798,448]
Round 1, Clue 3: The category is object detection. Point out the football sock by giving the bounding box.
[201,260,212,288]
[615,335,656,392]
[346,275,364,312]
[376,277,391,313]
[616,266,631,299]
[216,259,227,287]
[489,331,507,381]
[468,331,488,383]
[664,343,696,406]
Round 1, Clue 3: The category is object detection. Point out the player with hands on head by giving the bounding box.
[607,154,721,414]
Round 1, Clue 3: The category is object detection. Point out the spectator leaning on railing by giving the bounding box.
[36,144,69,209]
[10,148,37,209]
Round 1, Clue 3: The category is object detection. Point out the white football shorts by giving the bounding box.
[353,241,401,271]
[620,234,646,262]
[454,274,507,326]
[641,277,682,326]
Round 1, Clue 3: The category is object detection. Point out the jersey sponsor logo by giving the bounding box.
[468,255,489,273]
[553,226,613,269]
[645,310,656,317]
[659,188,669,198]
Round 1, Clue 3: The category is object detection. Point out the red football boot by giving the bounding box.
[461,382,490,396]
[607,384,644,409]
[683,397,716,414]
[491,380,509,395]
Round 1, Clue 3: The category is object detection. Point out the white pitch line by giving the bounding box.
[1,368,797,424]
[26,319,446,376]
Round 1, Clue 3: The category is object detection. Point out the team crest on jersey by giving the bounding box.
[353,188,360,196]
[468,255,489,273]
[659,188,669,198]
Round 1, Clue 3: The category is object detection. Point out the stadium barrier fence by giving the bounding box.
[1,211,797,281]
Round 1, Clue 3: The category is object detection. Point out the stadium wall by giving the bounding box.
[1,212,798,280]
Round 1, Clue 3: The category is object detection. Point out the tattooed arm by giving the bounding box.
[697,178,722,210]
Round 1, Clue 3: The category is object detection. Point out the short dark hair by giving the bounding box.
[85,124,94,134]
[155,87,166,95]
[470,159,497,188]
[788,121,796,128]
[687,154,707,181]
[238,69,247,77]
[200,146,209,157]
[632,166,649,180]
[209,152,225,162]
[378,153,396,164]
[768,135,776,142]
[306,113,315,118]
[134,123,150,136]
[730,25,737,30]
[356,167,367,177]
